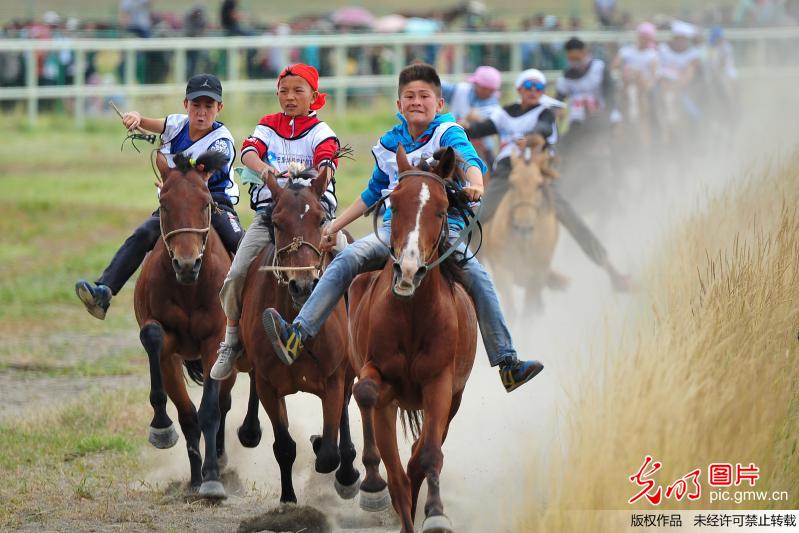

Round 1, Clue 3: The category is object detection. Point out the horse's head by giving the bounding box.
[507,134,556,235]
[389,145,458,299]
[158,150,226,284]
[264,165,328,308]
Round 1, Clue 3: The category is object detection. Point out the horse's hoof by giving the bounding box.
[422,514,454,533]
[217,451,228,472]
[310,434,322,454]
[359,486,390,512]
[148,424,179,449]
[237,424,262,448]
[334,470,361,500]
[198,480,227,500]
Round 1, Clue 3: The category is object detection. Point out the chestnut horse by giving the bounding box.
[481,134,562,317]
[349,146,478,533]
[238,168,360,503]
[134,151,244,499]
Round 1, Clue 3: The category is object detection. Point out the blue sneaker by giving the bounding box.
[262,308,304,366]
[499,358,544,393]
[75,280,112,320]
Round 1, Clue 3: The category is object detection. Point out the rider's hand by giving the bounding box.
[319,223,339,252]
[259,165,278,183]
[461,185,484,202]
[122,111,142,131]
[154,175,164,190]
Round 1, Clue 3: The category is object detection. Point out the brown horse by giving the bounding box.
[481,134,562,317]
[237,168,360,504]
[349,146,478,533]
[134,151,242,499]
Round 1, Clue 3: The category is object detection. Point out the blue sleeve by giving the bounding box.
[440,126,488,175]
[360,163,390,208]
[441,81,456,103]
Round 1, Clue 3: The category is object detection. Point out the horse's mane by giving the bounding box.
[172,150,229,176]
[521,133,558,179]
[415,149,469,288]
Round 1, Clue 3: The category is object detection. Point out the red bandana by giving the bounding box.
[278,63,327,110]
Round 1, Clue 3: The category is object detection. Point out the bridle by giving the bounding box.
[159,203,212,261]
[261,235,327,286]
[368,170,482,273]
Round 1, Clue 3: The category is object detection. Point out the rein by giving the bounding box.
[159,204,212,261]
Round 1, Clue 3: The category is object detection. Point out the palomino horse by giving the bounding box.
[134,151,246,499]
[349,146,478,533]
[238,168,360,503]
[481,134,562,316]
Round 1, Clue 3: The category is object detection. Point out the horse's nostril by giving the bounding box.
[193,257,202,270]
[172,258,181,271]
[288,279,299,295]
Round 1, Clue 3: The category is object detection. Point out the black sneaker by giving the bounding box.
[499,359,544,393]
[75,280,112,320]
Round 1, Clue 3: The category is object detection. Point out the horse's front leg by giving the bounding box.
[237,370,263,448]
[417,370,455,533]
[312,369,345,475]
[197,365,225,499]
[258,380,297,503]
[334,377,361,500]
[352,363,390,512]
[139,322,179,449]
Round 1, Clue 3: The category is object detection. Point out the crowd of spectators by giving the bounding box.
[0,0,797,111]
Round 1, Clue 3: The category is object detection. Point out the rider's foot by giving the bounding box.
[210,341,243,381]
[610,271,635,292]
[499,358,544,393]
[75,280,112,320]
[262,308,305,366]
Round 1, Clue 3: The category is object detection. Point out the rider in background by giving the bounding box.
[656,21,702,127]
[263,63,545,393]
[210,64,340,381]
[75,74,243,320]
[442,65,503,169]
[705,26,739,123]
[466,68,631,292]
[555,37,618,141]
[611,22,659,125]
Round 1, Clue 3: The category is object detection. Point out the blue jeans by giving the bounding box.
[294,222,516,367]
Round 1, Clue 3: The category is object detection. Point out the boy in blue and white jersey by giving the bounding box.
[75,74,244,320]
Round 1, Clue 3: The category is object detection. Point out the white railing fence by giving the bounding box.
[1,27,798,127]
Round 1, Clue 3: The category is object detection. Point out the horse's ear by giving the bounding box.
[396,144,412,173]
[436,146,457,180]
[264,170,282,200]
[312,167,330,198]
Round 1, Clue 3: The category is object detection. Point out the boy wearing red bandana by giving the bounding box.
[211,64,340,380]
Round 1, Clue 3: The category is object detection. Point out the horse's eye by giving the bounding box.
[437,211,446,218]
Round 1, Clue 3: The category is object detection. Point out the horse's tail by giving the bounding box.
[399,408,424,441]
[183,359,204,385]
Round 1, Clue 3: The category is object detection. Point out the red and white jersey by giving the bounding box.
[241,111,339,211]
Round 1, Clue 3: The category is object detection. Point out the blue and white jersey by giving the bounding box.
[361,113,487,228]
[441,81,501,122]
[160,114,239,205]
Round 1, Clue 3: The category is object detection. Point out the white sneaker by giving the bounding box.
[210,341,242,380]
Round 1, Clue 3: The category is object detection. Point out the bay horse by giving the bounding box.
[134,150,245,499]
[237,168,360,504]
[348,146,478,533]
[481,134,563,317]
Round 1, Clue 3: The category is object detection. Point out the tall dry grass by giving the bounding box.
[520,152,799,531]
